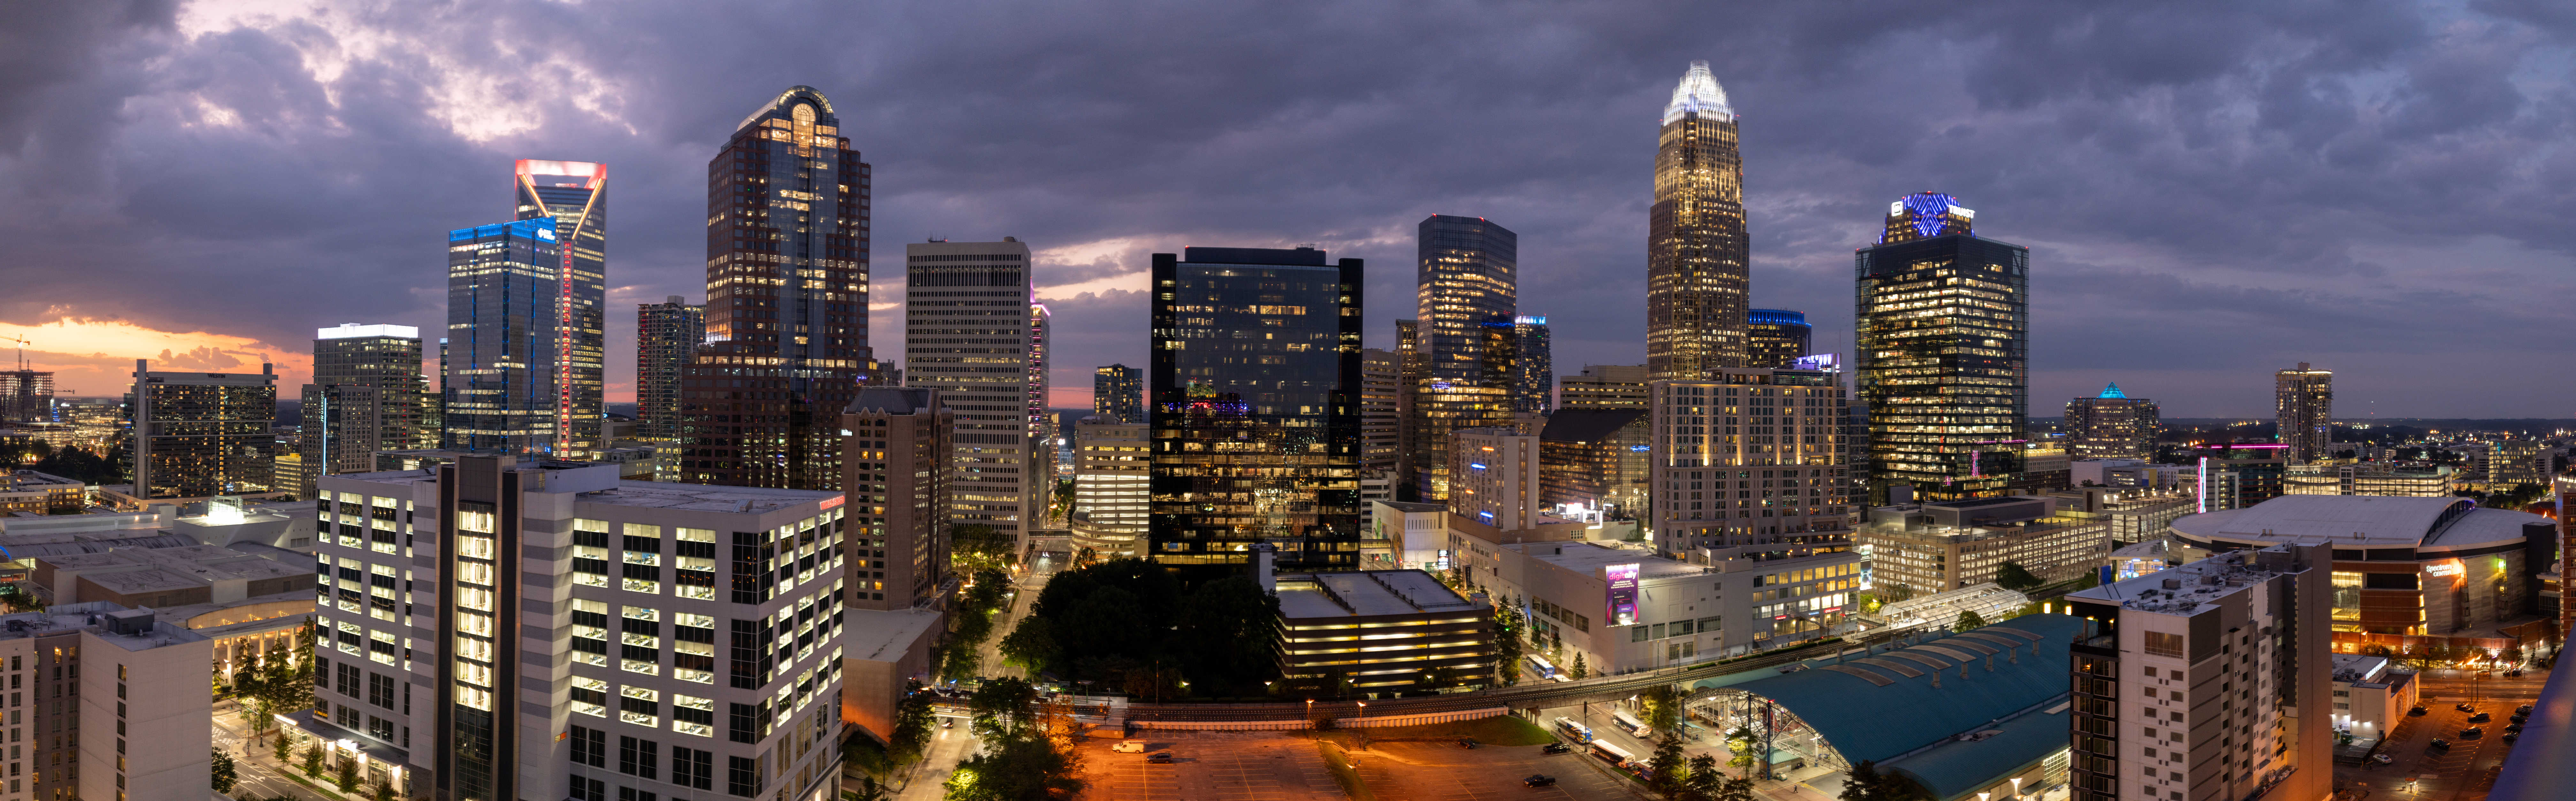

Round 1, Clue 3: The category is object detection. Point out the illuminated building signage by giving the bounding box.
[1606,563,1641,627]
[1790,354,1841,372]
[819,495,844,510]
[2426,561,2464,577]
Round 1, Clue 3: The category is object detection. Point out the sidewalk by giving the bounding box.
[212,701,344,801]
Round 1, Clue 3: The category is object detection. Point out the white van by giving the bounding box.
[1112,741,1147,753]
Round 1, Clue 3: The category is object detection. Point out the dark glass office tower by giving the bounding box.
[1410,215,1518,499]
[1648,60,1749,379]
[636,296,703,442]
[1148,246,1361,569]
[1513,315,1551,413]
[1093,364,1141,423]
[443,218,562,454]
[514,160,608,449]
[312,323,426,453]
[1854,192,2028,504]
[1745,309,1811,368]
[682,86,873,491]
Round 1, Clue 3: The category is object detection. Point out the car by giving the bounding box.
[2468,712,2491,723]
[2461,727,2484,738]
[1147,751,1173,764]
[2506,723,2524,734]
[2504,733,2519,743]
[1524,775,1558,788]
[2370,753,2393,764]
[2518,704,2536,716]
[941,719,954,729]
[2430,738,2451,750]
[1459,738,1479,749]
[2457,703,2477,713]
[2408,706,2428,716]
[1112,741,1147,754]
[1542,743,1573,754]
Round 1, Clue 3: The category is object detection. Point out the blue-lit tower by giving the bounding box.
[442,218,564,454]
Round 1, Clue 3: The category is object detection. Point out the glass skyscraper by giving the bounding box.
[443,218,563,454]
[312,323,427,452]
[1648,60,1750,379]
[1745,309,1811,369]
[2275,362,2332,463]
[1148,246,1362,569]
[682,86,874,491]
[1410,215,1518,499]
[1854,192,2028,504]
[1513,315,1551,413]
[1092,364,1141,423]
[513,160,608,450]
[636,296,703,442]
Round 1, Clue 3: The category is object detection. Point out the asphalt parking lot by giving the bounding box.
[1078,732,1345,801]
[2345,679,2535,800]
[1352,739,1645,801]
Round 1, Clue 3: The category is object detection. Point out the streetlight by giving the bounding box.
[1357,701,1367,727]
[2011,777,2022,799]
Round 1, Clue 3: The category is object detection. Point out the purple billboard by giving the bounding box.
[1605,563,1641,627]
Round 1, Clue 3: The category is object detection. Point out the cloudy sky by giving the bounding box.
[4,0,2572,418]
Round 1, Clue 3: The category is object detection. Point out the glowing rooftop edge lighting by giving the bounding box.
[1663,60,1734,125]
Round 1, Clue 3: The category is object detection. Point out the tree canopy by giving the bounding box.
[1000,558,1281,697]
[1992,561,2045,591]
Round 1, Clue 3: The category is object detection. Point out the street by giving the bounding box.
[212,701,337,801]
[2338,669,2547,801]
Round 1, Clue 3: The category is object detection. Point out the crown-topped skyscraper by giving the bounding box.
[1647,60,1750,379]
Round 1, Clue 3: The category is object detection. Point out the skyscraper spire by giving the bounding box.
[1647,60,1750,379]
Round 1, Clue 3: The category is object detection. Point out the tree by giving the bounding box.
[997,619,1060,675]
[1876,583,1917,604]
[968,677,1039,740]
[949,525,1018,574]
[1548,629,1564,659]
[301,740,323,777]
[887,686,937,765]
[1716,777,1756,801]
[1724,728,1757,778]
[273,729,293,762]
[1683,754,1723,801]
[1492,606,1525,686]
[1993,561,2044,591]
[374,780,399,801]
[210,749,238,794]
[1642,684,1684,735]
[1954,609,1986,631]
[1650,734,1689,799]
[1570,653,1589,680]
[336,756,360,792]
[941,728,1084,800]
[1841,759,1886,801]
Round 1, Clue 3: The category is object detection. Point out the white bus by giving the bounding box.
[1553,716,1592,743]
[1590,739,1638,768]
[1525,654,1561,681]
[1612,709,1651,737]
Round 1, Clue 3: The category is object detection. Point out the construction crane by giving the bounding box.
[4,335,25,371]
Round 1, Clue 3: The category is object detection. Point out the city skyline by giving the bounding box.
[3,4,2573,419]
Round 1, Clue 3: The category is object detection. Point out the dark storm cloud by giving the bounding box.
[0,0,2568,415]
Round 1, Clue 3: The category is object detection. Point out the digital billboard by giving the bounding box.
[1605,563,1641,627]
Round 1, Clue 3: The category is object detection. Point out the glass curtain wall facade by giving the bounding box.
[514,160,608,450]
[444,218,563,454]
[312,323,426,452]
[682,86,873,491]
[128,361,277,498]
[1148,247,1362,569]
[1648,60,1749,379]
[1854,193,2028,504]
[1745,309,1811,369]
[1092,364,1141,423]
[2275,362,2332,463]
[636,297,705,442]
[1513,315,1551,413]
[1411,215,1518,500]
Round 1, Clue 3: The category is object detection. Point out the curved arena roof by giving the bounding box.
[1707,614,2083,798]
[2170,495,2549,553]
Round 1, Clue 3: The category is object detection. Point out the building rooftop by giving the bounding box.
[2172,495,2549,551]
[1275,570,1480,619]
[842,607,945,663]
[1372,501,1445,514]
[2332,653,2396,684]
[81,568,207,595]
[1719,614,2082,798]
[1537,408,1646,444]
[574,481,839,513]
[1512,541,1704,580]
[2066,546,2298,615]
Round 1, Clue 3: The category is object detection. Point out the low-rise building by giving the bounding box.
[2329,653,2417,744]
[1537,408,1650,521]
[0,602,215,801]
[1366,500,1449,570]
[0,469,84,515]
[2283,462,2452,497]
[2045,487,2195,544]
[1480,540,1862,671]
[1860,497,2111,596]
[1272,565,1494,690]
[28,543,306,606]
[2168,495,2556,647]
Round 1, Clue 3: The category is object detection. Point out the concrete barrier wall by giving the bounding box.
[1130,706,1509,731]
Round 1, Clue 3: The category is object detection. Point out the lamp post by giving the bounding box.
[2012,777,2022,799]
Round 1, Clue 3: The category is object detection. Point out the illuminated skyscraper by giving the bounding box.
[443,218,562,454]
[1647,60,1749,379]
[311,323,425,453]
[1513,315,1552,413]
[1149,246,1362,568]
[1410,215,1518,499]
[905,239,1041,544]
[2275,362,2332,463]
[2066,382,2160,459]
[129,359,276,498]
[513,160,607,449]
[1745,309,1810,369]
[1092,364,1141,423]
[636,296,703,442]
[682,86,873,490]
[1854,192,2028,504]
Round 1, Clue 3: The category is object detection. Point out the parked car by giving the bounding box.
[1459,738,1479,749]
[2518,704,2535,716]
[2430,738,2451,750]
[1542,743,1572,755]
[2506,723,2524,734]
[2503,732,2519,744]
[1112,741,1147,754]
[2370,754,2393,764]
[1147,751,1174,764]
[2456,703,2477,713]
[2468,712,2491,723]
[2408,706,2428,716]
[1524,775,1558,788]
[2461,727,2484,739]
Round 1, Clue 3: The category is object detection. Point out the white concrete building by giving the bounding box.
[1474,539,1863,673]
[2329,653,2417,744]
[0,603,214,801]
[1450,427,1543,530]
[1071,421,1147,557]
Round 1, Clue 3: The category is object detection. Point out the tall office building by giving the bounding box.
[295,383,382,498]
[1148,246,1362,568]
[2274,362,2331,463]
[1648,367,1854,559]
[0,361,53,423]
[1647,60,1750,379]
[2066,382,2160,459]
[2065,544,2334,801]
[904,239,1042,546]
[636,297,704,442]
[1513,315,1552,413]
[682,86,874,491]
[1360,349,1400,473]
[1393,319,1425,483]
[1855,192,2028,504]
[1092,364,1141,423]
[1070,420,1148,557]
[1407,320,1516,500]
[842,387,954,610]
[1409,216,1519,499]
[1745,309,1811,369]
[1559,364,1651,410]
[316,457,850,801]
[513,160,609,450]
[1450,426,1543,530]
[129,359,277,498]
[312,323,427,453]
[444,218,563,454]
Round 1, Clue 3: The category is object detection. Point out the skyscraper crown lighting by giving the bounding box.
[2099,382,2127,399]
[1663,60,1734,125]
